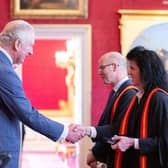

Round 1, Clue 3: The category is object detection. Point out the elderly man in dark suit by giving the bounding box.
[0,20,82,168]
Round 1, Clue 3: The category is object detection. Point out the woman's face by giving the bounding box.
[127,60,142,89]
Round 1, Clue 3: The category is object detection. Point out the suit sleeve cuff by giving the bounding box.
[134,138,140,149]
[90,126,97,138]
[57,125,68,143]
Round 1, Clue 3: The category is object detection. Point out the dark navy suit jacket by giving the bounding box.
[0,51,64,168]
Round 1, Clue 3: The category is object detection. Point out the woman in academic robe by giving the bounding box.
[111,46,168,168]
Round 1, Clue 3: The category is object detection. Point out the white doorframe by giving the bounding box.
[32,24,92,168]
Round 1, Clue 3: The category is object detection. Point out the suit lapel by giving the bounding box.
[0,51,13,67]
[98,80,132,125]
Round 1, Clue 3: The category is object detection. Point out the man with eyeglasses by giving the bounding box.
[84,52,137,168]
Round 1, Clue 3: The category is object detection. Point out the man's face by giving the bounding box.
[98,58,116,84]
[14,31,35,64]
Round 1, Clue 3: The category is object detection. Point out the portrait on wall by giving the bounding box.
[20,0,79,10]
[11,0,88,19]
[130,23,168,73]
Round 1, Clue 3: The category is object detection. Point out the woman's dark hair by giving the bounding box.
[126,46,168,91]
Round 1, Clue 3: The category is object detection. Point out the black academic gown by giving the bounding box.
[126,88,168,168]
[91,80,137,168]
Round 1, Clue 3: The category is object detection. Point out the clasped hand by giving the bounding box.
[65,124,91,143]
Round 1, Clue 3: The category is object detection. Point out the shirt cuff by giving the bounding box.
[57,125,68,143]
[90,126,97,138]
[134,138,139,149]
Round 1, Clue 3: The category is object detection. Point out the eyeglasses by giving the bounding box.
[98,63,119,70]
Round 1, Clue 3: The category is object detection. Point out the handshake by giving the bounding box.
[65,124,93,143]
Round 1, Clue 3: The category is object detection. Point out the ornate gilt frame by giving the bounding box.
[119,10,168,55]
[11,0,88,19]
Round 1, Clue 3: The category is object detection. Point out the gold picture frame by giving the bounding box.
[11,0,88,19]
[118,10,168,55]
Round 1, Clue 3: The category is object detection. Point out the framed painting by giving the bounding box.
[118,10,168,55]
[11,0,88,19]
[119,10,168,74]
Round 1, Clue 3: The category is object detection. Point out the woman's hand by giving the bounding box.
[111,135,135,152]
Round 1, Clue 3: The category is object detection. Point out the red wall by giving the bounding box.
[1,0,168,125]
[22,40,67,109]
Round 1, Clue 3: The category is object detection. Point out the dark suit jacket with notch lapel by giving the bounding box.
[92,80,137,168]
[0,51,64,168]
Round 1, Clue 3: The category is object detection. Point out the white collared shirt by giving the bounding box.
[113,76,129,93]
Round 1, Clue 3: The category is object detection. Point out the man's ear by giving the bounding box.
[13,39,21,51]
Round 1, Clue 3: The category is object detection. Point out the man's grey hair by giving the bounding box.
[0,20,34,46]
